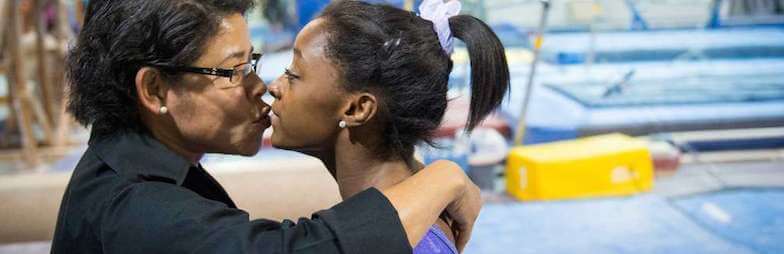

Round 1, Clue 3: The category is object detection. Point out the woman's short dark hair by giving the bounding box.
[66,0,254,137]
[319,1,510,159]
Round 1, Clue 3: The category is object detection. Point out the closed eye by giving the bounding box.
[284,68,300,81]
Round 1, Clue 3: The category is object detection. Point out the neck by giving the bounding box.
[318,132,418,199]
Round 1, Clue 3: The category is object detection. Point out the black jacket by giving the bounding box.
[51,131,411,254]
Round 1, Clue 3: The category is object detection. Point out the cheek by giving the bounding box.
[169,95,224,142]
[170,89,258,152]
[272,87,341,149]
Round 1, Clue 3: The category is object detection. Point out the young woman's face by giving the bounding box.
[268,18,348,152]
[164,14,270,156]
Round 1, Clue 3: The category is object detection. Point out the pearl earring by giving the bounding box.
[159,106,169,114]
[338,120,347,129]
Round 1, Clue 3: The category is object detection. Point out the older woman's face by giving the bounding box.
[165,14,270,156]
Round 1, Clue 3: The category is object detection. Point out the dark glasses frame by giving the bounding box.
[146,53,262,84]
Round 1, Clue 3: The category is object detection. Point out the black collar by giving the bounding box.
[90,131,193,185]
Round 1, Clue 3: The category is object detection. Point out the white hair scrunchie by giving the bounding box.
[419,0,462,55]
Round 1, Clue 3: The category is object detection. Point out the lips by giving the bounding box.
[252,115,271,129]
[270,104,280,118]
[269,111,280,128]
[269,103,281,123]
[252,106,272,129]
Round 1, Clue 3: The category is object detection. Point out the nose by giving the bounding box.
[247,74,268,101]
[268,76,282,100]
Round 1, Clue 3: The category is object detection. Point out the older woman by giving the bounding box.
[51,1,480,253]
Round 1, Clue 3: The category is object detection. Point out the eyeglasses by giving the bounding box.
[147,53,262,88]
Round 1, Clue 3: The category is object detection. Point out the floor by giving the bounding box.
[465,158,784,254]
[0,149,782,253]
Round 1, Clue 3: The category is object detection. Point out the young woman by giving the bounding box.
[268,0,510,253]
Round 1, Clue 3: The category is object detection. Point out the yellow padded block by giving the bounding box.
[506,133,654,201]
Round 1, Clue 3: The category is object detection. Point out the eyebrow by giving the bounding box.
[218,46,254,66]
[290,48,305,78]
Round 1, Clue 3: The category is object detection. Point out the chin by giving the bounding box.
[236,150,259,157]
[270,141,290,150]
[270,136,301,151]
[270,133,287,149]
[272,142,303,153]
[236,142,263,156]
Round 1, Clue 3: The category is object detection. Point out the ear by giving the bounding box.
[135,67,169,114]
[341,92,378,127]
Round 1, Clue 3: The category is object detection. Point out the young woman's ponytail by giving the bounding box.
[449,15,510,131]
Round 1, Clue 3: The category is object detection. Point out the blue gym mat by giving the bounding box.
[541,28,784,64]
[466,189,784,254]
[500,59,784,146]
[671,189,784,254]
[545,73,784,108]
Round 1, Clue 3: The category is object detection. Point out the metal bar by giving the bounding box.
[55,0,73,40]
[4,0,41,167]
[624,0,649,30]
[52,0,76,148]
[708,0,723,28]
[513,0,551,146]
[35,0,56,126]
